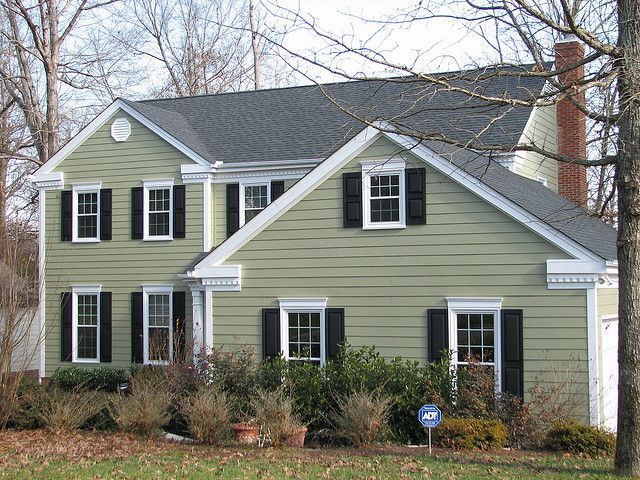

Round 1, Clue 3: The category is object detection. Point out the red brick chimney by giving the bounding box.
[555,34,588,206]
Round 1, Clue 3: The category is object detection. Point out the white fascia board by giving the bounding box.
[218,158,322,172]
[32,99,212,180]
[32,172,63,190]
[183,265,241,291]
[546,259,608,289]
[193,126,383,269]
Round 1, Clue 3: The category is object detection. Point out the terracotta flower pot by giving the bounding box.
[283,426,308,448]
[232,423,259,446]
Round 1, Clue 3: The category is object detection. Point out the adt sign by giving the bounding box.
[418,404,442,428]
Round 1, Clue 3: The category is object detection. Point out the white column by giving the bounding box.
[191,289,204,361]
[203,288,214,354]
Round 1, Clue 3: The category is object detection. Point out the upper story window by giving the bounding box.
[241,182,270,225]
[72,183,101,242]
[361,159,406,230]
[143,179,173,241]
[143,285,173,364]
[279,298,327,365]
[72,285,101,362]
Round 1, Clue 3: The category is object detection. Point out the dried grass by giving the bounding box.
[181,386,231,445]
[333,391,393,447]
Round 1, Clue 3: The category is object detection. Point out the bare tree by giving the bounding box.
[262,0,640,474]
[249,0,260,90]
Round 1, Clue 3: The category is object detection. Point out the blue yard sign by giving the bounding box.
[418,404,441,454]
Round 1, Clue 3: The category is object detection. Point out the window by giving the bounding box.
[143,285,173,364]
[446,297,502,389]
[361,159,406,229]
[72,183,101,242]
[143,179,173,241]
[279,298,326,365]
[241,182,270,226]
[72,285,101,362]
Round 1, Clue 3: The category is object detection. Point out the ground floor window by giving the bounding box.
[279,298,326,365]
[72,285,101,362]
[143,286,173,364]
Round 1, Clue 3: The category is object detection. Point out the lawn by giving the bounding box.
[0,430,622,479]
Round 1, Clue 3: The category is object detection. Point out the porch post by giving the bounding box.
[190,288,204,362]
[203,288,214,354]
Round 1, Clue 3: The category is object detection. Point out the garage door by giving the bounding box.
[601,316,618,431]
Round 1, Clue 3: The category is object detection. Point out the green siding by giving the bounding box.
[516,106,559,192]
[597,288,618,319]
[212,179,298,247]
[44,113,204,375]
[212,136,589,418]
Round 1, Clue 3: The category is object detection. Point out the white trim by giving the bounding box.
[446,297,503,391]
[203,289,214,354]
[32,99,211,180]
[203,180,212,251]
[546,259,605,289]
[278,298,327,365]
[192,126,605,271]
[361,159,406,230]
[587,286,600,426]
[71,285,102,363]
[240,180,271,227]
[218,158,321,172]
[536,176,548,187]
[72,183,102,243]
[194,126,383,269]
[142,284,174,365]
[110,117,131,142]
[38,189,46,378]
[190,288,204,358]
[181,265,242,291]
[142,179,174,241]
[32,172,64,190]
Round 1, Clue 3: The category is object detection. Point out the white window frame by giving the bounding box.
[446,297,503,391]
[278,297,327,366]
[143,179,174,241]
[72,182,101,243]
[361,159,406,230]
[240,180,271,227]
[142,284,174,365]
[71,284,101,363]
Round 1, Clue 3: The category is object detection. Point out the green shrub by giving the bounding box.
[49,366,128,392]
[7,376,46,430]
[39,389,109,433]
[333,391,393,447]
[181,386,231,445]
[544,419,615,457]
[433,418,508,450]
[251,387,305,447]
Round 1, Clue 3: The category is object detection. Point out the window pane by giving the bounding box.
[77,192,98,239]
[483,314,494,329]
[288,311,321,361]
[244,184,268,222]
[77,326,97,359]
[369,174,400,223]
[148,188,171,237]
[483,330,494,346]
[76,293,98,360]
[457,314,468,329]
[149,212,170,236]
[456,312,495,365]
[457,330,468,346]
[148,294,170,327]
[148,327,170,361]
[470,331,482,346]
[77,294,98,326]
[469,314,482,329]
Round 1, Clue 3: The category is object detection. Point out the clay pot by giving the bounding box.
[232,423,259,445]
[283,426,308,448]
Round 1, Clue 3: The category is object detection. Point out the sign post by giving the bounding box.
[418,404,442,454]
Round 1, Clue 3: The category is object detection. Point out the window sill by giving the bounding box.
[145,360,170,366]
[73,359,99,364]
[362,223,407,230]
[143,236,174,242]
[72,238,101,244]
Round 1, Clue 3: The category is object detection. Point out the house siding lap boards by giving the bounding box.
[516,105,559,191]
[210,136,590,420]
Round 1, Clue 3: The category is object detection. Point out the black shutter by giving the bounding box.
[271,180,285,201]
[131,292,143,363]
[173,291,186,360]
[262,308,280,360]
[100,189,112,240]
[405,168,426,225]
[326,308,345,360]
[100,292,112,363]
[227,183,240,237]
[501,309,524,397]
[61,292,72,361]
[131,187,143,240]
[343,172,362,228]
[427,309,449,363]
[61,190,72,241]
[173,185,186,239]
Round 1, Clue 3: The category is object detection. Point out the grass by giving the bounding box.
[0,430,622,479]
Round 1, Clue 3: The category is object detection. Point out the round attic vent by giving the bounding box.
[111,117,131,142]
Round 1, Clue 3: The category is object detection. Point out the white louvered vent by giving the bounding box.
[110,117,131,142]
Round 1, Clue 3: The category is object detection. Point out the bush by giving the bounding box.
[333,391,393,447]
[7,376,46,430]
[434,418,508,450]
[110,372,172,435]
[39,389,108,433]
[544,419,615,457]
[181,386,231,445]
[251,387,305,447]
[49,366,128,392]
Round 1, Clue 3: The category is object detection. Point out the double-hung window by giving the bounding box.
[72,285,101,362]
[143,285,173,364]
[361,159,406,229]
[143,179,173,241]
[279,298,326,365]
[72,183,101,242]
[241,182,270,225]
[446,297,502,389]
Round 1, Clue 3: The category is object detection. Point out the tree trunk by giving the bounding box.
[249,0,260,90]
[615,0,640,476]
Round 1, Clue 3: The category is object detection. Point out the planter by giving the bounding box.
[232,423,259,446]
[283,426,308,448]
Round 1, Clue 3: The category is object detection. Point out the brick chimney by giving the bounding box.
[555,34,588,206]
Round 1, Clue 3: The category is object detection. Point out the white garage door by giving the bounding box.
[601,316,618,431]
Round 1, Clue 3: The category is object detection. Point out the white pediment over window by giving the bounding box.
[111,117,131,142]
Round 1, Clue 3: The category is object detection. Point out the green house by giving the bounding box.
[31,57,618,430]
